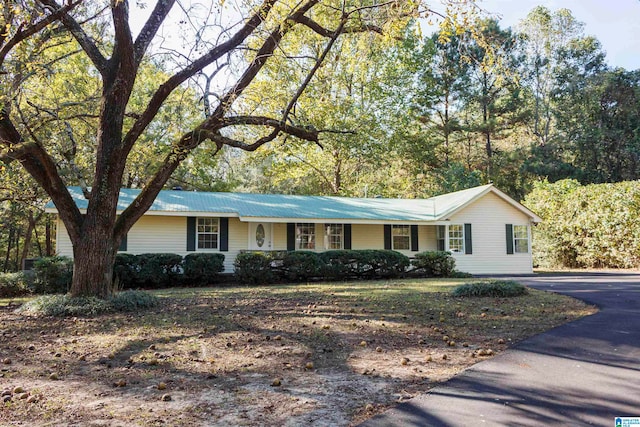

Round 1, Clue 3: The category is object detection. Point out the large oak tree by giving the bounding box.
[1,0,470,297]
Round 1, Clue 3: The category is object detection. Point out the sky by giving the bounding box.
[475,0,640,70]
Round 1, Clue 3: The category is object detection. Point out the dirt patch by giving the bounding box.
[0,280,596,426]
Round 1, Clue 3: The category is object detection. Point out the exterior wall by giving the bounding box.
[446,192,534,274]
[55,216,248,273]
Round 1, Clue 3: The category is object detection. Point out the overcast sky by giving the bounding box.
[476,0,640,70]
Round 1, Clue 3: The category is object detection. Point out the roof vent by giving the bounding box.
[172,186,183,191]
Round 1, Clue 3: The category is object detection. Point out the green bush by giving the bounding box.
[523,179,640,269]
[32,256,74,294]
[18,294,111,316]
[281,251,324,281]
[113,253,140,289]
[360,250,410,279]
[0,272,31,298]
[136,253,183,288]
[234,252,276,285]
[183,253,225,286]
[319,250,357,279]
[110,290,159,311]
[451,280,528,298]
[411,251,457,277]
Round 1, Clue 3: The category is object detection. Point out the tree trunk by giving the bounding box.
[19,214,36,269]
[45,217,53,257]
[70,222,118,298]
[3,227,13,272]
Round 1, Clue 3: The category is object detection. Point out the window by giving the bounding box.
[197,217,219,249]
[514,225,529,253]
[448,224,464,253]
[324,224,343,250]
[296,223,316,249]
[436,225,446,251]
[392,225,410,250]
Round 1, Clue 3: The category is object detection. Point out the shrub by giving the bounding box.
[32,256,74,294]
[357,250,409,279]
[183,253,225,286]
[234,252,276,285]
[113,253,140,289]
[411,251,457,277]
[17,290,159,317]
[319,250,356,279]
[0,272,31,298]
[281,251,324,281]
[136,253,183,288]
[451,280,528,298]
[109,290,159,311]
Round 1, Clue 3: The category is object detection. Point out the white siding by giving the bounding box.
[352,224,383,249]
[55,216,249,273]
[447,192,534,274]
[55,217,73,257]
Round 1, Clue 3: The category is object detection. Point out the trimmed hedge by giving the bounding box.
[114,253,226,289]
[411,251,456,277]
[234,249,411,285]
[184,253,225,285]
[281,251,324,281]
[233,252,276,285]
[523,179,640,269]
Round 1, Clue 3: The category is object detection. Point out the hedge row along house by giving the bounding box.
[45,184,542,275]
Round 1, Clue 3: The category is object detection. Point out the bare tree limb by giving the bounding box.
[133,0,176,64]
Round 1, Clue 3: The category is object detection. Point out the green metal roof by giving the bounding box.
[45,184,540,223]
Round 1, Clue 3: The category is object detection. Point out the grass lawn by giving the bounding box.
[0,278,596,426]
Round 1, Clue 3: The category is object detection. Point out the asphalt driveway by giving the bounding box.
[360,273,640,426]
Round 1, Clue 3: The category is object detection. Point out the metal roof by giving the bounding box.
[45,184,540,223]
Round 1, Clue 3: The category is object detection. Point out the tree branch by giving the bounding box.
[111,0,135,73]
[121,0,279,155]
[0,0,80,68]
[133,0,176,64]
[37,0,109,75]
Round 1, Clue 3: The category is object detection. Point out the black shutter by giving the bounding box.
[220,218,229,251]
[187,217,196,251]
[287,223,296,251]
[118,233,127,252]
[410,225,419,252]
[344,224,352,250]
[437,225,445,251]
[384,225,392,250]
[506,224,514,255]
[464,223,473,254]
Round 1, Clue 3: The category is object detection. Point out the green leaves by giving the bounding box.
[524,180,640,269]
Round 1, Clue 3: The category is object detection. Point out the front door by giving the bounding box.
[249,223,272,250]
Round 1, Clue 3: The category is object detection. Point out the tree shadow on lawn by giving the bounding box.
[0,283,598,426]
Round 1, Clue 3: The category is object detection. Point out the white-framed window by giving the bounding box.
[448,224,464,253]
[324,224,343,250]
[296,223,316,250]
[392,225,410,250]
[514,225,529,253]
[197,217,219,249]
[436,225,446,251]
